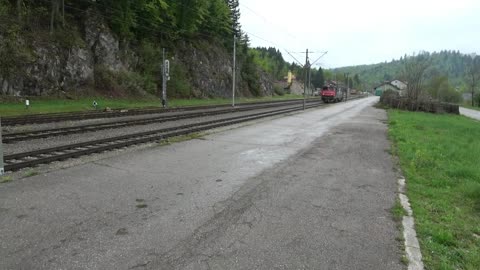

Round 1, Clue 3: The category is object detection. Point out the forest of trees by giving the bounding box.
[249,47,288,80]
[332,51,480,104]
[0,0,240,43]
[0,0,332,99]
[333,51,474,88]
[1,0,298,98]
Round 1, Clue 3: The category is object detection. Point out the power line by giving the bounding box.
[240,3,267,23]
[239,3,297,40]
[284,50,305,66]
[244,30,304,66]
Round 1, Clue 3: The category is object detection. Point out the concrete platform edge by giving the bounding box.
[398,177,425,270]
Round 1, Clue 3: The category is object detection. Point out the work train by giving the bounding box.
[320,85,345,103]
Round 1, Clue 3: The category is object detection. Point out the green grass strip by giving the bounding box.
[0,94,303,117]
[388,110,480,270]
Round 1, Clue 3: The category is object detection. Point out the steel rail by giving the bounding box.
[3,99,323,143]
[4,103,323,171]
[2,98,322,126]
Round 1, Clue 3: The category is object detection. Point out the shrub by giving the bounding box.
[94,65,157,96]
[380,89,460,114]
[274,85,285,96]
[474,92,480,107]
[168,63,192,98]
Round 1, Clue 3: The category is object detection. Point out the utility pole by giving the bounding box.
[344,72,349,102]
[232,35,236,107]
[304,49,309,110]
[0,118,4,176]
[162,48,169,108]
[286,50,327,105]
[308,66,313,96]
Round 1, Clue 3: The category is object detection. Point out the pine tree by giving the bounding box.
[225,0,240,37]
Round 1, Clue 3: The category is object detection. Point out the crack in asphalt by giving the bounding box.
[145,166,277,269]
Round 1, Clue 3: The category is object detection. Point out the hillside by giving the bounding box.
[332,51,474,91]
[0,0,290,99]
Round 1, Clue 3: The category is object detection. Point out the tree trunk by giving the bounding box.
[50,0,55,33]
[17,0,22,22]
[62,0,65,27]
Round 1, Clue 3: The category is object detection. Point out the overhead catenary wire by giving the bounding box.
[239,3,298,40]
[284,50,305,67]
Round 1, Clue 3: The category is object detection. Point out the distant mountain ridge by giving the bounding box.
[331,51,474,91]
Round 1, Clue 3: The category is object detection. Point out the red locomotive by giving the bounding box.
[321,84,345,103]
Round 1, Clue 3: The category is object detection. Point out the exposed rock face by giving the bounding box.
[1,43,94,96]
[259,71,274,96]
[175,41,273,98]
[177,42,233,98]
[64,47,95,90]
[1,9,274,98]
[84,9,124,72]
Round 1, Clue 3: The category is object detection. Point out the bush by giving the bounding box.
[274,85,285,96]
[94,65,118,93]
[94,65,156,97]
[474,92,480,107]
[168,63,192,98]
[381,95,459,115]
[379,89,400,103]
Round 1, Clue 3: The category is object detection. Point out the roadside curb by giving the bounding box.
[398,178,424,270]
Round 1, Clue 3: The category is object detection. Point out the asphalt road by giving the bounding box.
[460,107,480,121]
[0,97,403,269]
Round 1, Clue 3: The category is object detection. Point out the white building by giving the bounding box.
[390,80,408,90]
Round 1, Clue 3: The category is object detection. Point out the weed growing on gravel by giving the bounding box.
[374,102,390,110]
[391,199,407,223]
[1,175,13,183]
[401,255,409,265]
[159,133,204,146]
[136,203,148,209]
[24,169,38,177]
[388,110,480,270]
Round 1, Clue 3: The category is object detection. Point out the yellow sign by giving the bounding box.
[288,71,292,84]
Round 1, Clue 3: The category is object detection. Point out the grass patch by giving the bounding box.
[24,169,38,177]
[401,255,409,265]
[136,203,148,209]
[461,104,480,111]
[374,102,390,110]
[388,110,480,270]
[1,175,13,183]
[391,199,407,223]
[0,94,304,117]
[159,132,205,146]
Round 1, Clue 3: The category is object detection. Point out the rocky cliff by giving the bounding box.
[0,10,274,99]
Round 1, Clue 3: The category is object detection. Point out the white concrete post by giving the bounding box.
[0,118,4,175]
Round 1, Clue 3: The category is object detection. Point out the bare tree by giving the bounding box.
[403,52,431,101]
[466,56,480,107]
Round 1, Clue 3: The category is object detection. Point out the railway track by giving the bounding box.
[3,102,326,172]
[2,98,320,126]
[2,99,323,143]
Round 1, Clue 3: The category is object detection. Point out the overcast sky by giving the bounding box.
[239,0,480,68]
